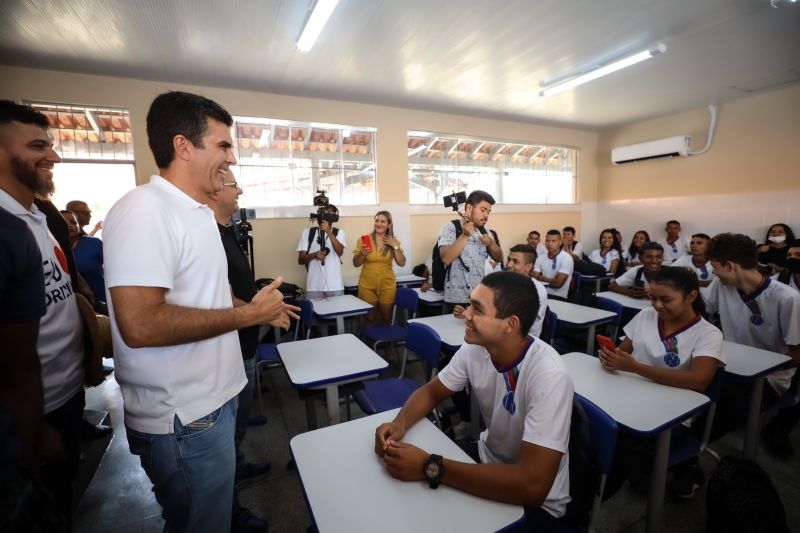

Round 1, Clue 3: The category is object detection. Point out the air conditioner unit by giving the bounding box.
[611,135,692,165]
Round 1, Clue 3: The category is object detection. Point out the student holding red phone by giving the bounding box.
[353,210,405,328]
[599,266,724,499]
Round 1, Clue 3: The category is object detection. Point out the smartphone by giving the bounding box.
[361,235,373,253]
[596,334,615,352]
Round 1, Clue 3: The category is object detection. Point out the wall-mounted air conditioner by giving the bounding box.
[611,135,692,165]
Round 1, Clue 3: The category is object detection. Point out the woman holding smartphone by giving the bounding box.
[353,210,406,327]
[599,266,724,499]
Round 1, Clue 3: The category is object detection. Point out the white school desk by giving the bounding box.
[597,291,651,312]
[722,341,792,460]
[343,274,426,291]
[290,408,525,533]
[413,288,444,313]
[548,300,617,354]
[579,273,615,292]
[278,334,388,425]
[562,352,709,533]
[408,314,466,351]
[310,295,373,335]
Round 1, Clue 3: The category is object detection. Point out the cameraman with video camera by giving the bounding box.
[437,190,502,312]
[296,191,346,299]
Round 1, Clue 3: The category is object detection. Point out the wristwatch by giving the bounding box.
[422,454,445,489]
[393,245,399,251]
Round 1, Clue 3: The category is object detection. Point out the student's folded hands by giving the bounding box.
[382,441,427,482]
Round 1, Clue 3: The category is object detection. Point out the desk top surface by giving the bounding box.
[277,334,387,387]
[597,291,651,311]
[310,294,373,316]
[290,409,524,533]
[408,314,466,350]
[563,352,709,434]
[548,300,617,326]
[722,341,792,378]
[413,288,444,303]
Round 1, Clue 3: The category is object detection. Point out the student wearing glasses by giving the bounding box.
[532,229,574,300]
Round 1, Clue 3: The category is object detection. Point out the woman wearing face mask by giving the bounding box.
[773,239,800,292]
[758,223,795,273]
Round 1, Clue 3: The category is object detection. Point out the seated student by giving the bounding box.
[374,271,574,531]
[532,230,574,301]
[758,223,795,274]
[703,233,800,444]
[600,266,724,498]
[587,228,622,274]
[455,244,548,337]
[773,239,800,291]
[623,230,650,268]
[561,226,584,260]
[658,219,689,264]
[527,230,548,259]
[673,233,716,287]
[609,242,664,299]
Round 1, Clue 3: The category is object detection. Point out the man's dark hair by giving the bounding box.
[480,271,539,338]
[146,91,233,169]
[563,226,576,234]
[708,233,758,269]
[528,230,540,238]
[641,241,664,254]
[0,100,50,128]
[666,219,681,227]
[546,229,561,238]
[653,266,707,317]
[692,233,711,240]
[466,190,495,206]
[509,243,537,264]
[412,263,427,278]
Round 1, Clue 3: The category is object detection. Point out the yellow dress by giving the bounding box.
[354,235,401,305]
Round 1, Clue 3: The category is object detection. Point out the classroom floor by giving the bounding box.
[74,354,800,533]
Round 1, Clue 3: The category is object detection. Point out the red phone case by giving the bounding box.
[361,235,373,253]
[596,334,615,351]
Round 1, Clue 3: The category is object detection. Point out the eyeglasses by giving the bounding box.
[222,181,240,189]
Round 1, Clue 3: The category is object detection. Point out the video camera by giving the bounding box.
[309,190,340,224]
[443,191,467,213]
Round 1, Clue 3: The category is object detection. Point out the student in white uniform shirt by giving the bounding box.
[561,226,584,260]
[587,228,622,273]
[533,229,574,300]
[609,242,664,299]
[702,233,800,447]
[623,230,650,268]
[454,244,548,337]
[600,266,724,499]
[375,271,573,532]
[527,230,548,259]
[673,233,715,287]
[658,219,690,264]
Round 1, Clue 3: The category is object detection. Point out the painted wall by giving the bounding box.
[593,84,800,251]
[0,66,597,284]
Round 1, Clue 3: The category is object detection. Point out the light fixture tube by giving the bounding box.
[297,0,340,52]
[539,43,666,97]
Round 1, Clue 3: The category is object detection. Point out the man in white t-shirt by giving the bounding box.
[610,242,665,299]
[297,203,346,299]
[658,219,689,264]
[533,229,574,300]
[673,233,715,287]
[561,226,584,260]
[374,271,574,531]
[703,233,800,448]
[527,230,548,259]
[103,91,298,533]
[0,100,85,525]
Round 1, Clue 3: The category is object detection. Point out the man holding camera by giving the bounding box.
[437,190,502,312]
[296,199,346,299]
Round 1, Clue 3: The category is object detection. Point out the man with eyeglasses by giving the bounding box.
[65,199,102,236]
[103,91,298,533]
[532,229,574,300]
[207,170,271,532]
[659,219,689,264]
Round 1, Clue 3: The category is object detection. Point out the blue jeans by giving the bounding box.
[126,397,238,533]
[234,356,256,466]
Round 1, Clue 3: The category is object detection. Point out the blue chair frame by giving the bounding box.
[362,287,419,352]
[595,295,624,343]
[353,322,441,417]
[576,395,618,531]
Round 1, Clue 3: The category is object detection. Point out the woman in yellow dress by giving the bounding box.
[353,210,406,327]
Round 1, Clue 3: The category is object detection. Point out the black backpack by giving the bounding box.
[431,220,496,291]
[776,270,792,285]
[573,258,607,276]
[304,226,341,270]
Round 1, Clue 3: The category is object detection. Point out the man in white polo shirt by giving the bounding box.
[103,92,297,533]
[533,229,574,300]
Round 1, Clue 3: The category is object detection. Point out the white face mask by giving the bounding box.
[768,235,786,244]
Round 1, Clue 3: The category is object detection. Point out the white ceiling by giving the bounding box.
[1,0,798,129]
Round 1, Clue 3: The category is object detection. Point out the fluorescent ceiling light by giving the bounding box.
[297,0,340,52]
[539,43,666,97]
[408,144,428,156]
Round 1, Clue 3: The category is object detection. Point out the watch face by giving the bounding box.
[425,462,439,479]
